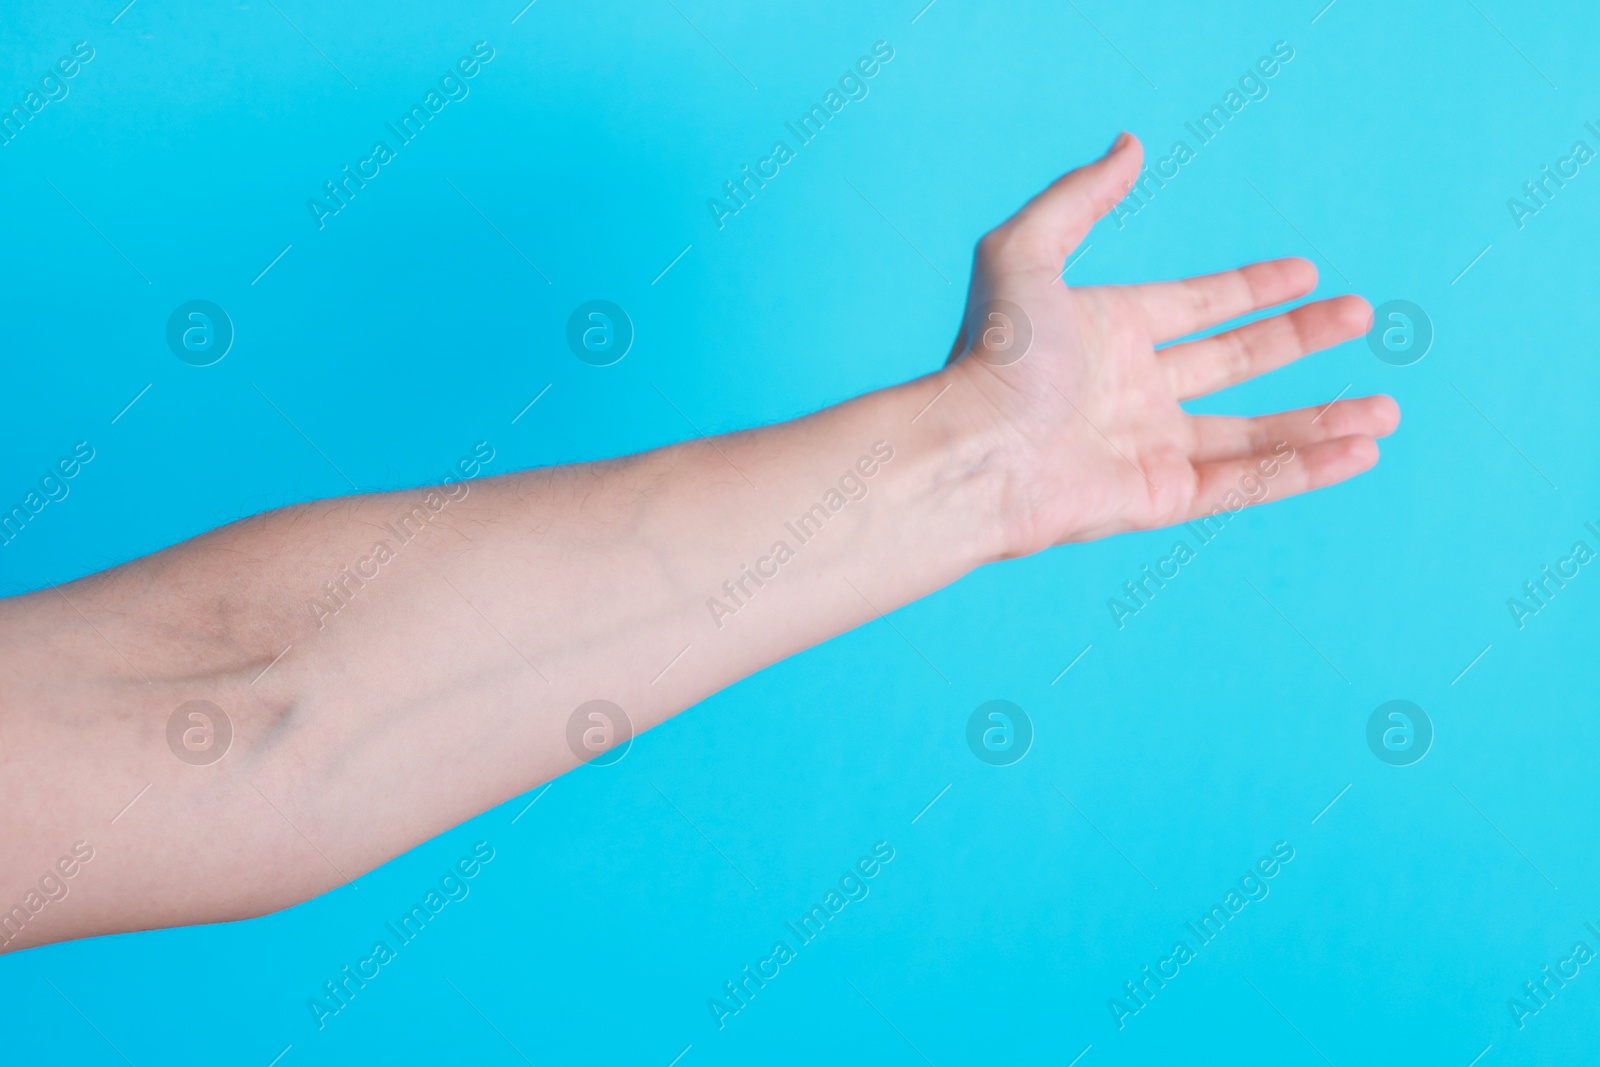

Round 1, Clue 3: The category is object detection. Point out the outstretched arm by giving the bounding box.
[0,134,1396,951]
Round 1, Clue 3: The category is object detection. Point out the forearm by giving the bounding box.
[0,361,1010,947]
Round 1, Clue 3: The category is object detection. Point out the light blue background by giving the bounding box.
[3,1,1597,1063]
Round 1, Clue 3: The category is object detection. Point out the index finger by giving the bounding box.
[1126,257,1318,343]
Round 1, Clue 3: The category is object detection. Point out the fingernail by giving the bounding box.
[1107,131,1129,155]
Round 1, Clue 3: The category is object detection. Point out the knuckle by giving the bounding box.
[976,227,1010,259]
[1248,419,1272,453]
[978,222,1046,264]
[1241,265,1270,310]
[1284,308,1313,356]
[1187,282,1218,327]
[1224,329,1255,378]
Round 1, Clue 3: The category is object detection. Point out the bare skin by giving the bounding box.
[0,134,1397,953]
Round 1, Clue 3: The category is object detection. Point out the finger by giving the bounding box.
[1187,435,1380,521]
[1000,132,1144,263]
[1188,394,1399,465]
[1130,257,1318,343]
[1161,295,1372,400]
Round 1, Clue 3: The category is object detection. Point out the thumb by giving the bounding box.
[1007,132,1143,263]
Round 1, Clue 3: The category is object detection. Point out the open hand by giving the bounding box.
[943,132,1398,555]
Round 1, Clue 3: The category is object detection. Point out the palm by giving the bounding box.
[944,135,1396,554]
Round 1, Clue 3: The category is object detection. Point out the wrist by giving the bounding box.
[900,363,1036,567]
